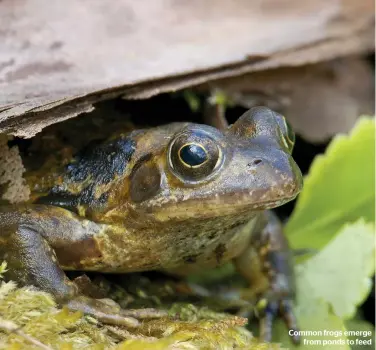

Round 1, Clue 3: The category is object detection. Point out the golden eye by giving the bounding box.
[168,128,224,183]
[178,143,208,168]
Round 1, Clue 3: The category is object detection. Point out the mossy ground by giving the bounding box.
[0,265,280,350]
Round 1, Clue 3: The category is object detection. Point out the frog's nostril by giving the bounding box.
[252,159,263,166]
[247,159,263,170]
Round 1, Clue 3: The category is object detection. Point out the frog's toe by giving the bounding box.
[259,299,278,343]
[120,308,168,319]
[95,298,168,319]
[66,296,140,327]
[280,299,300,344]
[66,296,168,327]
[259,298,300,345]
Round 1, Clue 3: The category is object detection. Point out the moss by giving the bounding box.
[0,264,280,350]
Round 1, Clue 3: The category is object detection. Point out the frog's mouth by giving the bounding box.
[147,183,301,222]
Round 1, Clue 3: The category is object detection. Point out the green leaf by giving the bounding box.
[183,90,201,112]
[286,117,375,252]
[345,318,374,350]
[208,89,234,108]
[295,220,375,319]
[274,220,374,348]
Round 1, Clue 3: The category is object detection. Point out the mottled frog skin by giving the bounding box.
[0,107,303,343]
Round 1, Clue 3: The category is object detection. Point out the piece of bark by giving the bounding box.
[0,135,30,203]
[199,57,375,142]
[0,0,374,138]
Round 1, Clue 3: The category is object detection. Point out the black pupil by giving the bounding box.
[179,144,207,166]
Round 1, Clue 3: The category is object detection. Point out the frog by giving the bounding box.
[0,106,303,344]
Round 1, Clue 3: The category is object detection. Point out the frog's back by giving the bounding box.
[24,122,188,219]
[25,132,139,216]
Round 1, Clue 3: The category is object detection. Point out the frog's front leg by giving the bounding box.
[233,211,300,344]
[0,205,165,327]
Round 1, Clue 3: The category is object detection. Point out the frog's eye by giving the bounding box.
[230,107,296,153]
[169,129,224,183]
[284,118,295,149]
[178,143,208,167]
[276,115,295,153]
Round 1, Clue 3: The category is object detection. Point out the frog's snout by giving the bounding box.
[245,153,303,203]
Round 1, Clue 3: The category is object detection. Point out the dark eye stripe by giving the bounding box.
[179,144,208,167]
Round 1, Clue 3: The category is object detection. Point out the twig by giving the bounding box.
[0,316,53,350]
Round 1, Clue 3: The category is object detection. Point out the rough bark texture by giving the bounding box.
[0,0,374,138]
